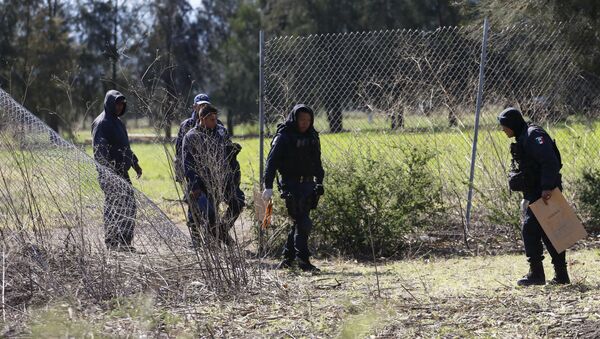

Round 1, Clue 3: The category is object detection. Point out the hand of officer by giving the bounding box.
[541,189,552,205]
[134,164,143,179]
[262,188,273,201]
[314,184,324,196]
[232,143,242,155]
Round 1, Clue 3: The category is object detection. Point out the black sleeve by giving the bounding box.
[183,133,206,193]
[175,122,186,160]
[313,135,325,185]
[92,122,113,169]
[525,131,561,190]
[264,134,286,189]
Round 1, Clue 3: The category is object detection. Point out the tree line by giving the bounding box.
[0,0,597,137]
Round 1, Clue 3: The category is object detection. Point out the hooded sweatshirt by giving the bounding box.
[263,104,325,189]
[91,90,138,176]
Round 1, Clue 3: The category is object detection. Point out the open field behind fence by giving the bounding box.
[71,114,600,238]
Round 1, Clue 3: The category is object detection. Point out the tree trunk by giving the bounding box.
[112,0,118,88]
[48,113,59,132]
[164,121,171,140]
[227,110,235,136]
[391,111,404,130]
[327,108,343,133]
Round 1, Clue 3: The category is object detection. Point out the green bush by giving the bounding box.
[575,168,600,229]
[313,146,445,258]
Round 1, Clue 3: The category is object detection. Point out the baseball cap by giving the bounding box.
[194,93,211,105]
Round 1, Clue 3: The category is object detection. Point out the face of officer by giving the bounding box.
[115,100,125,116]
[297,111,312,134]
[501,125,515,138]
[200,112,218,130]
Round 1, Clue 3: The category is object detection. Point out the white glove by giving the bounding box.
[262,188,273,201]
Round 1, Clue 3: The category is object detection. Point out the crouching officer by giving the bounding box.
[182,104,244,247]
[498,107,569,286]
[262,104,325,272]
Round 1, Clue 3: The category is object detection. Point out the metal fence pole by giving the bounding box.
[259,30,265,186]
[258,30,265,258]
[465,18,490,244]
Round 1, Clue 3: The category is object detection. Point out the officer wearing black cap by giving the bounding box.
[498,107,569,286]
[263,104,325,272]
[175,93,212,182]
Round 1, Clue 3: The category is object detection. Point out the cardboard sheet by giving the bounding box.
[529,188,587,253]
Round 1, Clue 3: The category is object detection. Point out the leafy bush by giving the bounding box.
[575,168,600,229]
[313,146,446,258]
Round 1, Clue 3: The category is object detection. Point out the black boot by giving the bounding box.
[298,257,320,272]
[517,261,546,286]
[549,264,570,285]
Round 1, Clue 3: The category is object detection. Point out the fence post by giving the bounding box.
[465,18,490,245]
[258,30,266,258]
[259,30,265,186]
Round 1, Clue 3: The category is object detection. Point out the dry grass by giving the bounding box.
[7,245,600,337]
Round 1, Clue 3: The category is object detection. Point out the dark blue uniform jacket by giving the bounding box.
[175,110,197,162]
[91,90,138,176]
[182,124,233,194]
[516,125,562,200]
[264,104,325,190]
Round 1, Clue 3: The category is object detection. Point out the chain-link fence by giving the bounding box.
[260,22,600,241]
[0,87,252,314]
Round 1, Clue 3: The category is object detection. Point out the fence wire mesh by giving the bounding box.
[262,23,600,239]
[0,87,251,312]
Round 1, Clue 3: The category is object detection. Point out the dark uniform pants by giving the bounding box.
[224,185,245,231]
[523,207,566,265]
[188,186,244,245]
[188,193,217,245]
[281,181,315,261]
[99,172,136,247]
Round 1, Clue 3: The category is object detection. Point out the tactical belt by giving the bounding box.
[283,176,314,183]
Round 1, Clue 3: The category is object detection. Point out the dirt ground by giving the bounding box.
[6,239,600,338]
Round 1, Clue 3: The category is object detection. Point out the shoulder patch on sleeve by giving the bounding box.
[535,136,545,145]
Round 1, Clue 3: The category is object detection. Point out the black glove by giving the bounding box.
[314,184,324,196]
[226,143,242,157]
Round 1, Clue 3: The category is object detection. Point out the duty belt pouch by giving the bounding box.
[508,142,525,192]
[508,171,525,192]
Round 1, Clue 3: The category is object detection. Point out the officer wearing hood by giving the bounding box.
[498,107,569,286]
[263,104,325,272]
[92,90,142,251]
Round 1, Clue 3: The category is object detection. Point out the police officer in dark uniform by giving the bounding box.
[262,104,325,272]
[92,90,143,251]
[174,93,211,183]
[182,104,244,247]
[498,107,570,286]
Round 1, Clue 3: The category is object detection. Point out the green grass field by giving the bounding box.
[5,114,598,232]
[115,118,600,205]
